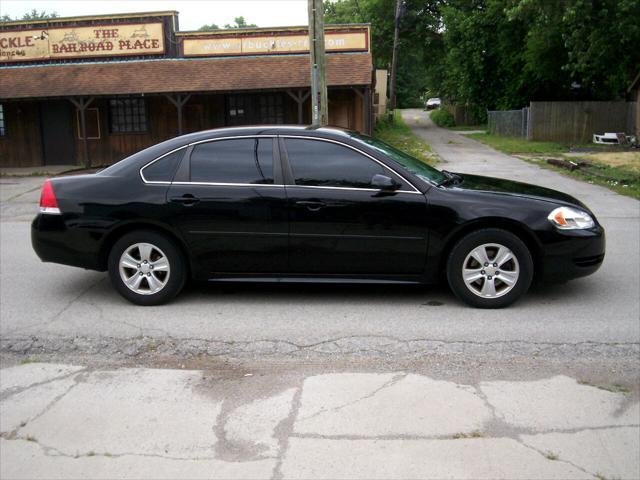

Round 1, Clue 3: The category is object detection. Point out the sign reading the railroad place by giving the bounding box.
[0,23,165,62]
[183,30,368,57]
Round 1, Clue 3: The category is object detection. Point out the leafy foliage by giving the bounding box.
[430,108,456,128]
[1,9,59,22]
[325,0,640,113]
[374,112,436,165]
[198,16,257,31]
[224,16,257,29]
[197,23,220,31]
[325,0,442,108]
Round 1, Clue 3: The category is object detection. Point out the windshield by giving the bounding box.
[352,134,447,185]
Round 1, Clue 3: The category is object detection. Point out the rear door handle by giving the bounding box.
[295,200,326,212]
[170,194,200,206]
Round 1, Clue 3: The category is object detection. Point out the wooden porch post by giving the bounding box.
[165,93,192,135]
[364,87,372,135]
[68,96,94,169]
[286,89,311,125]
[352,87,371,134]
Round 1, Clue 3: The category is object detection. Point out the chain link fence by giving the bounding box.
[487,108,529,138]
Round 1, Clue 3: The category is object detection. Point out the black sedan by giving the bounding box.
[32,126,605,308]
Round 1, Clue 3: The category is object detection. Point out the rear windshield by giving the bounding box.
[352,135,447,185]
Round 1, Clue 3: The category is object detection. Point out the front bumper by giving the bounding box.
[539,225,606,282]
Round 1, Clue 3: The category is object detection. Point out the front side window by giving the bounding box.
[0,104,5,136]
[109,98,147,133]
[352,134,446,185]
[190,138,274,184]
[285,138,385,189]
[141,149,185,182]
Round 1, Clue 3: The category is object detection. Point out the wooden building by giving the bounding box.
[0,11,374,168]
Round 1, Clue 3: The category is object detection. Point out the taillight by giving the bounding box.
[39,179,61,214]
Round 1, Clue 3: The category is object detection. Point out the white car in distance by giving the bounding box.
[425,97,441,110]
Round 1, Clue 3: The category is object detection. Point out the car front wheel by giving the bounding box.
[446,228,533,308]
[108,230,186,306]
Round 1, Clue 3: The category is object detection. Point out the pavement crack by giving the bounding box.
[516,435,600,478]
[0,367,87,401]
[3,434,229,462]
[2,333,639,360]
[271,384,303,480]
[297,373,407,422]
[4,277,106,336]
[1,371,86,438]
[5,185,41,202]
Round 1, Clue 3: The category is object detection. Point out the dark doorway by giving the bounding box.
[40,101,75,165]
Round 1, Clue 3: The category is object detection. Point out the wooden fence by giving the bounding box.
[444,103,483,126]
[528,101,636,143]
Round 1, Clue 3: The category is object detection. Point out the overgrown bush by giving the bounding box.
[430,108,456,128]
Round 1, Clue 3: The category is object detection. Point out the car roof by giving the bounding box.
[98,125,365,176]
[166,125,357,145]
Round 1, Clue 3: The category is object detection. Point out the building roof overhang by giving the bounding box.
[0,53,372,100]
[0,11,178,28]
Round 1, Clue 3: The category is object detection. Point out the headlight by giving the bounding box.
[547,206,595,230]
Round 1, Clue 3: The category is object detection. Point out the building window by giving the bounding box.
[259,94,284,124]
[0,104,5,136]
[109,98,147,133]
[227,96,247,125]
[76,108,101,139]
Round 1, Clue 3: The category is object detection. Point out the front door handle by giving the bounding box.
[295,200,326,212]
[170,194,200,206]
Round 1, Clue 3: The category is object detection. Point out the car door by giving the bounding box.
[281,136,429,276]
[166,136,288,275]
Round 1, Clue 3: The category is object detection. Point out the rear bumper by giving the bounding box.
[539,226,606,282]
[31,214,103,271]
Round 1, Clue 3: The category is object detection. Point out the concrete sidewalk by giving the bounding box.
[0,165,77,177]
[1,363,638,479]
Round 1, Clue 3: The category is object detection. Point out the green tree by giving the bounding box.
[325,0,442,108]
[198,23,220,31]
[326,0,640,116]
[0,9,59,22]
[562,0,640,99]
[198,16,257,31]
[445,0,640,106]
[224,16,257,29]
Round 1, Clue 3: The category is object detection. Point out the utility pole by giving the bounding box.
[388,0,403,119]
[308,0,328,126]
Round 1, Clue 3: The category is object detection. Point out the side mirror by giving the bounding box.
[371,174,399,191]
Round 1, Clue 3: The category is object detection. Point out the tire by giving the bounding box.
[446,228,533,309]
[108,230,186,306]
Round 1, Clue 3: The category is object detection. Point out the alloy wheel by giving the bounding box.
[119,242,171,295]
[462,243,520,298]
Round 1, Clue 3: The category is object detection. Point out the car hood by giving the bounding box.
[452,174,589,210]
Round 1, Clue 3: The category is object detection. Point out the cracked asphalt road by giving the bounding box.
[1,111,639,364]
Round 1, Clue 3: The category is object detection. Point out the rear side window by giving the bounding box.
[285,138,384,189]
[190,138,274,184]
[141,149,185,182]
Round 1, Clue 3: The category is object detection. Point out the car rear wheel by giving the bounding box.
[446,228,533,308]
[108,230,186,306]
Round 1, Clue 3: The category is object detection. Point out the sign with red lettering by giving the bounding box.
[0,23,165,63]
